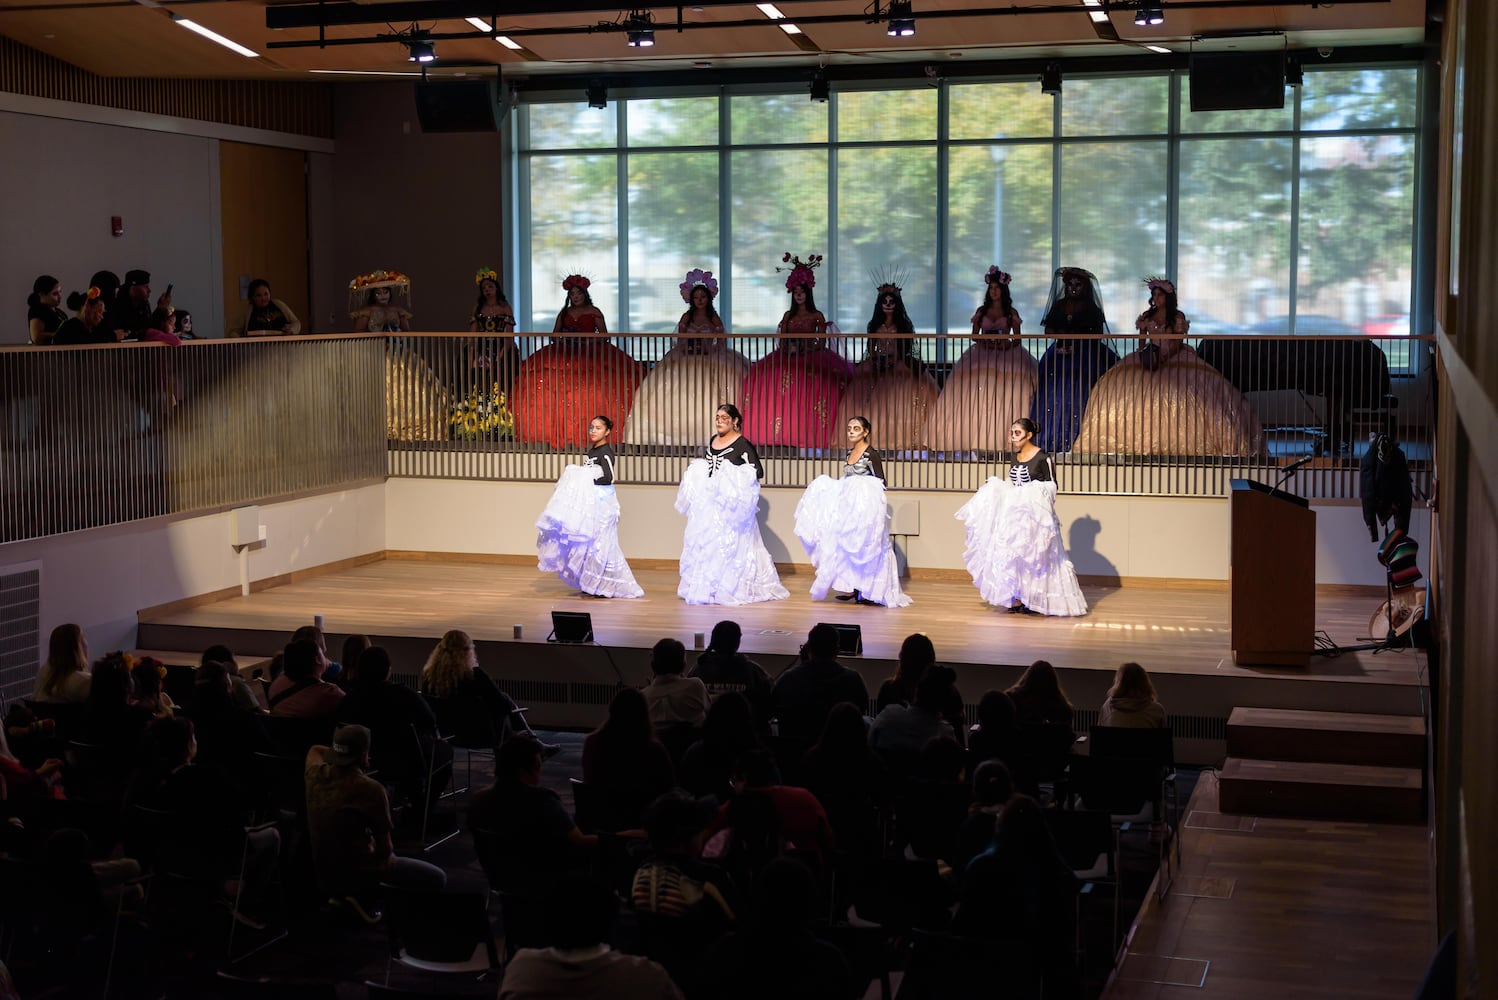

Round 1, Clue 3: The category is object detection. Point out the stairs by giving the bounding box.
[1219,707,1426,824]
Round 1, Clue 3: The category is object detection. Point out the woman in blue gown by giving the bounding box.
[1031,267,1117,454]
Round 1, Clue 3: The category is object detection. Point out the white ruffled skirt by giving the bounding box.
[675,460,789,606]
[954,477,1088,616]
[794,474,912,607]
[536,465,644,598]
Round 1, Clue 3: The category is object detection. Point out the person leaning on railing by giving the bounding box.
[226,278,301,337]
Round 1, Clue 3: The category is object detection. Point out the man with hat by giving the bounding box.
[108,268,172,341]
[305,723,446,922]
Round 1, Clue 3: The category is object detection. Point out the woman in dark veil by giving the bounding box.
[1030,267,1117,453]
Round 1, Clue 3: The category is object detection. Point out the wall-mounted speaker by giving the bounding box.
[414,78,505,133]
[1189,52,1285,112]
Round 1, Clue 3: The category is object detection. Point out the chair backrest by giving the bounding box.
[1088,725,1174,769]
[423,693,499,751]
[382,885,500,972]
[1041,808,1116,878]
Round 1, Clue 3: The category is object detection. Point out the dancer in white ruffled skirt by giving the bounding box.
[676,403,790,606]
[955,416,1088,617]
[536,415,644,598]
[795,416,912,608]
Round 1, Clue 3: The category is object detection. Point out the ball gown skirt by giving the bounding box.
[512,340,643,450]
[675,459,789,606]
[1073,345,1267,457]
[1031,340,1118,454]
[536,465,644,598]
[794,474,912,607]
[835,359,940,452]
[954,477,1088,617]
[740,348,854,450]
[623,343,751,447]
[924,343,1038,454]
[385,344,452,441]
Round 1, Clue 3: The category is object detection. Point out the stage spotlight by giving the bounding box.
[810,69,830,103]
[586,80,607,108]
[625,10,656,46]
[1039,62,1062,96]
[886,0,916,37]
[405,36,436,63]
[1134,4,1164,26]
[1285,58,1303,87]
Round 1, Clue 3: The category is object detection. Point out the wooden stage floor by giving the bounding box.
[140,558,1426,688]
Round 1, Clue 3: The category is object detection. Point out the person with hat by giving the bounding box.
[109,269,171,341]
[304,723,446,922]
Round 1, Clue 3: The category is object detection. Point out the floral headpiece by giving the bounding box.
[876,282,902,296]
[349,269,410,291]
[777,251,822,292]
[474,267,499,287]
[562,274,591,292]
[1144,276,1175,295]
[679,268,719,303]
[985,266,1012,286]
[132,655,167,680]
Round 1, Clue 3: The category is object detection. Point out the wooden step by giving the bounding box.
[1218,757,1424,824]
[1226,707,1426,768]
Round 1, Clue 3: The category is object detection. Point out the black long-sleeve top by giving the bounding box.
[706,435,764,480]
[585,443,616,486]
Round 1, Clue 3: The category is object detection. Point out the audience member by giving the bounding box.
[678,692,763,801]
[267,639,345,718]
[800,702,888,857]
[470,737,599,891]
[869,663,958,759]
[689,620,773,730]
[770,624,869,759]
[875,632,935,713]
[582,687,676,828]
[33,623,92,703]
[1098,661,1167,729]
[951,759,1014,875]
[80,652,152,763]
[173,308,196,339]
[128,656,175,718]
[140,307,182,346]
[337,646,449,808]
[967,690,1020,770]
[290,624,339,681]
[499,875,683,1000]
[338,633,372,688]
[27,274,66,346]
[304,724,446,921]
[712,749,833,857]
[420,629,541,748]
[108,269,167,340]
[643,637,709,730]
[54,286,119,345]
[227,278,300,337]
[185,660,270,776]
[1005,659,1075,729]
[200,643,265,713]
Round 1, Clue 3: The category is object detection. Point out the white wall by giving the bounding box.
[0,484,385,656]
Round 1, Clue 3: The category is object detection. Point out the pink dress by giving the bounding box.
[740,313,853,449]
[924,310,1038,454]
[834,332,939,452]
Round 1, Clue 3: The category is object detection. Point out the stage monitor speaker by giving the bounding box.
[1189,52,1285,112]
[819,622,863,657]
[414,78,505,133]
[548,611,594,644]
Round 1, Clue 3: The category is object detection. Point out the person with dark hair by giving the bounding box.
[227,278,300,337]
[869,664,958,758]
[470,267,516,334]
[1006,659,1075,729]
[968,689,1020,772]
[794,414,911,607]
[172,308,196,339]
[500,875,683,1000]
[200,643,265,712]
[676,403,789,606]
[186,659,271,777]
[107,268,169,341]
[741,251,853,449]
[582,687,676,827]
[689,620,774,731]
[338,645,449,807]
[53,286,118,345]
[643,637,709,729]
[80,652,153,772]
[1031,266,1117,453]
[875,632,934,713]
[834,278,939,451]
[952,758,1016,874]
[337,634,371,689]
[771,624,869,759]
[1098,661,1166,729]
[27,274,66,345]
[349,279,411,333]
[141,306,183,345]
[267,638,345,718]
[800,701,888,856]
[536,414,645,599]
[712,749,833,857]
[955,416,1088,616]
[679,691,764,800]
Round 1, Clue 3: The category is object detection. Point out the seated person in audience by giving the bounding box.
[420,629,554,751]
[267,639,345,718]
[710,749,833,858]
[952,759,1014,876]
[227,278,301,337]
[185,660,270,778]
[1097,661,1167,729]
[869,664,958,760]
[801,702,888,858]
[304,724,446,921]
[644,637,709,730]
[875,632,935,713]
[33,623,92,704]
[336,633,372,689]
[27,274,67,346]
[108,269,168,340]
[678,692,765,801]
[1005,659,1075,730]
[337,646,449,808]
[689,620,774,731]
[967,690,1020,771]
[701,857,855,1000]
[80,653,153,766]
[128,656,175,719]
[54,287,121,345]
[0,726,64,854]
[582,687,676,828]
[201,643,266,713]
[500,875,683,1000]
[290,624,342,682]
[139,307,183,346]
[173,308,196,339]
[771,624,870,760]
[899,735,971,865]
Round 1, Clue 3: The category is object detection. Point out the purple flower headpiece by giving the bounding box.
[679,268,719,303]
[1144,276,1175,295]
[777,251,823,292]
[985,266,1012,286]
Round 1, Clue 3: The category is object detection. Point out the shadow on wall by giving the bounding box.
[1068,515,1119,587]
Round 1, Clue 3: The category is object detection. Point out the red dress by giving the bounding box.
[740,313,853,449]
[512,311,643,450]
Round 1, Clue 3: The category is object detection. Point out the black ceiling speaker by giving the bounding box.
[414,78,505,133]
[1189,52,1286,112]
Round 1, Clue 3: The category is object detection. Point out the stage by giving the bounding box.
[136,556,1430,764]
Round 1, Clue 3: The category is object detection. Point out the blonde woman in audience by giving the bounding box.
[1097,661,1167,729]
[420,629,556,753]
[33,624,91,703]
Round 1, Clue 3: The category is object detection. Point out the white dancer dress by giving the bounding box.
[536,444,644,598]
[676,437,789,606]
[794,449,912,607]
[955,450,1088,616]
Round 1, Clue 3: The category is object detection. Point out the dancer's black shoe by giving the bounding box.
[835,592,856,602]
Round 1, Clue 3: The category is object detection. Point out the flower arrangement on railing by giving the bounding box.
[449,383,515,440]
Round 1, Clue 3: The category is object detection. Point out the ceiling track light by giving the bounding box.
[586,80,608,108]
[1039,62,1062,96]
[809,68,830,103]
[886,0,916,37]
[1134,3,1165,26]
[624,9,656,47]
[405,34,436,62]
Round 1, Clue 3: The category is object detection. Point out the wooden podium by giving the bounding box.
[1230,478,1316,667]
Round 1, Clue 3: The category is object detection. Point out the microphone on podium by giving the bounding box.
[1271,454,1314,494]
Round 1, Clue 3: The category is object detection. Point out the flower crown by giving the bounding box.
[562,274,591,292]
[475,267,498,287]
[132,655,167,680]
[679,268,719,303]
[1144,276,1175,295]
[876,282,903,296]
[777,252,822,292]
[985,266,1012,286]
[349,269,410,291]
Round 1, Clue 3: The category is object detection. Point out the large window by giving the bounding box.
[512,63,1423,365]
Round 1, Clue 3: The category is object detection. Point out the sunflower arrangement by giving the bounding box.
[449,382,515,440]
